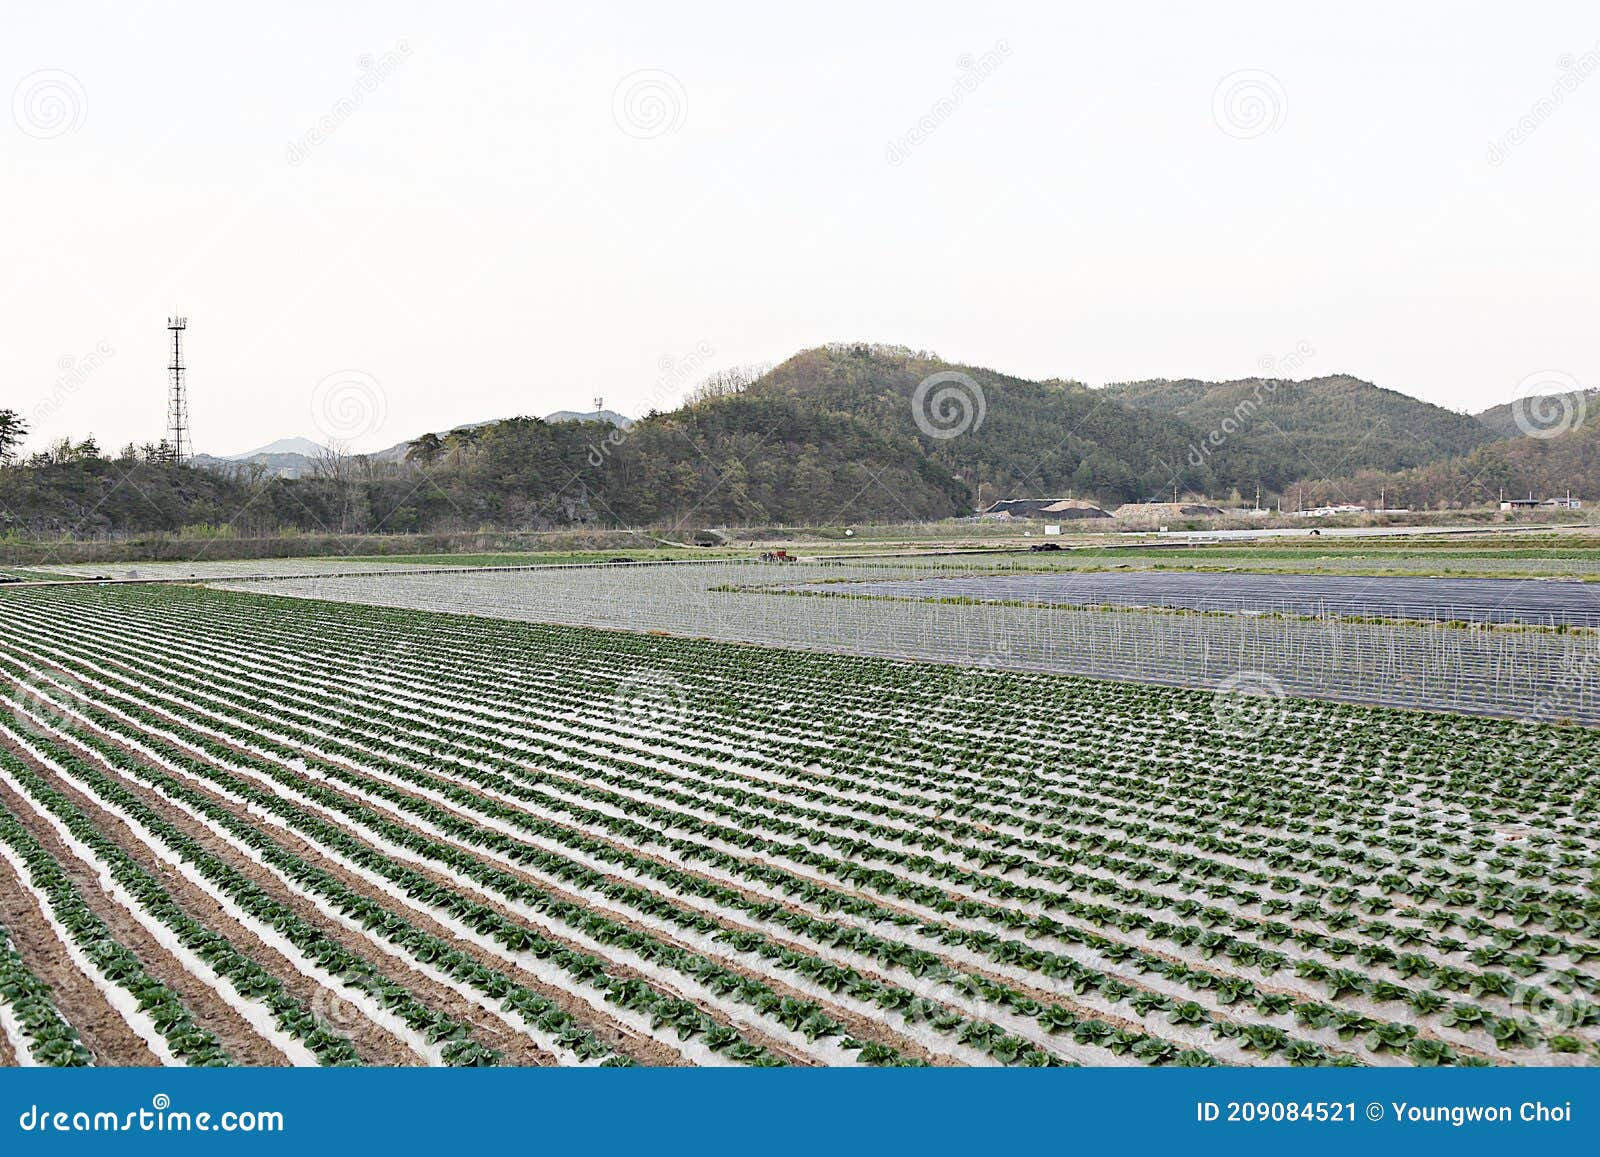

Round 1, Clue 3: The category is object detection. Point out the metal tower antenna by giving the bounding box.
[167,314,189,463]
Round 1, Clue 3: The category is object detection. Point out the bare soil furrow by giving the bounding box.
[0,824,161,1066]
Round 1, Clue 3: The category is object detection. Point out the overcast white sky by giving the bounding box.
[4,2,1597,456]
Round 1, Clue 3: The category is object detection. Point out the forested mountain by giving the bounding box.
[1299,409,1600,511]
[0,383,966,536]
[1104,375,1501,494]
[746,344,1208,507]
[413,389,968,527]
[1474,389,1600,440]
[0,454,341,538]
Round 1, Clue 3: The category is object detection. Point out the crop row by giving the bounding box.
[0,918,91,1066]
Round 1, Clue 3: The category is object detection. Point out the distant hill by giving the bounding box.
[370,410,633,463]
[543,409,633,428]
[190,364,1520,509]
[1303,401,1600,511]
[1474,388,1600,440]
[192,452,313,479]
[1104,375,1501,494]
[0,456,287,537]
[590,387,966,523]
[362,389,964,526]
[745,343,1205,506]
[192,437,332,480]
[193,411,636,478]
[190,352,1537,525]
[225,436,330,460]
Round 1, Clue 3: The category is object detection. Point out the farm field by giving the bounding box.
[792,571,1600,627]
[216,562,1600,724]
[13,524,1600,585]
[0,581,1596,1068]
[334,549,751,568]
[29,558,450,582]
[956,549,1600,580]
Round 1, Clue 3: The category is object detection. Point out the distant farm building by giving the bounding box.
[981,498,1112,520]
[1500,495,1582,511]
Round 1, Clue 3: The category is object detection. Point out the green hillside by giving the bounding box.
[1105,375,1501,493]
[1474,389,1600,440]
[1303,408,1600,511]
[750,343,1211,505]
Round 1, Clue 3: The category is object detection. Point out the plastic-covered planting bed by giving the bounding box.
[212,563,1600,726]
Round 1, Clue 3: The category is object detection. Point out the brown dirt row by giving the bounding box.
[8,728,569,1069]
[0,774,293,1065]
[0,811,161,1066]
[0,734,418,1066]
